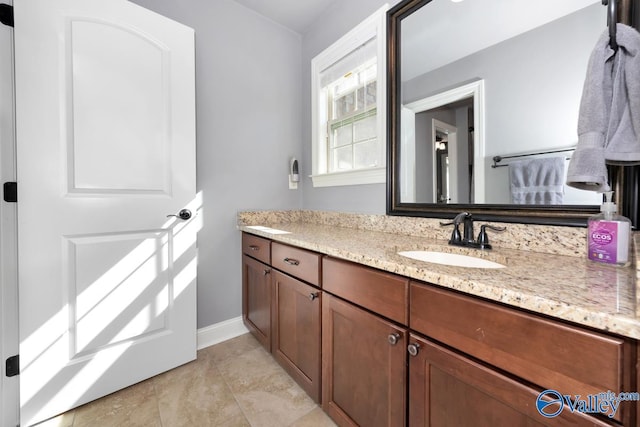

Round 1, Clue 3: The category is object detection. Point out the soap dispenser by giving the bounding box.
[587,191,631,266]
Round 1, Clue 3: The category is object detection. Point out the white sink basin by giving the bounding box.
[398,250,506,269]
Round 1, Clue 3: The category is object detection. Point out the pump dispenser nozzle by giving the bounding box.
[601,191,617,217]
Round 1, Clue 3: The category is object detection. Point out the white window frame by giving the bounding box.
[311,5,388,187]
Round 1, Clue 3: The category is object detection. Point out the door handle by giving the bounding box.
[167,209,192,220]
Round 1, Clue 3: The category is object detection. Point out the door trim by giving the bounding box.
[1,0,20,423]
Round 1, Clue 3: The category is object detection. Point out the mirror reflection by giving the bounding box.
[398,0,603,206]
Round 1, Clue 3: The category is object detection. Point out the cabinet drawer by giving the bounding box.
[272,242,321,286]
[242,233,271,264]
[323,257,408,325]
[410,282,631,422]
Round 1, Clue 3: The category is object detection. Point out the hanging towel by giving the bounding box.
[567,24,640,192]
[510,157,565,205]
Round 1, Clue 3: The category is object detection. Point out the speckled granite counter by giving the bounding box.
[238,210,640,340]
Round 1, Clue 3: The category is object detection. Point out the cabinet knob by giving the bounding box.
[407,343,421,357]
[249,245,260,251]
[263,268,271,276]
[308,292,319,301]
[388,333,400,346]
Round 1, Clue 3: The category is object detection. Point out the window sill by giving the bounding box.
[311,167,386,188]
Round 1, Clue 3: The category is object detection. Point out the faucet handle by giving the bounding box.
[477,224,506,249]
[439,220,462,243]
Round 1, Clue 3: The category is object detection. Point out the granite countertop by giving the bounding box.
[238,213,640,340]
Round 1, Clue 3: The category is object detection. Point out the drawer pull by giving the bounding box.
[249,245,260,251]
[263,268,271,276]
[407,343,421,357]
[388,333,400,346]
[308,292,319,301]
[283,258,300,266]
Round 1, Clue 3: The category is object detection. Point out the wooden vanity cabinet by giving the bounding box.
[242,235,323,402]
[410,281,635,426]
[322,258,409,427]
[242,233,637,426]
[270,242,322,402]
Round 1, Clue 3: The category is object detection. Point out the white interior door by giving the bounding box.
[13,1,197,425]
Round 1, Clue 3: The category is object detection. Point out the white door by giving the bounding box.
[13,1,197,425]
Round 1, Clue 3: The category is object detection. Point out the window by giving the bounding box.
[311,6,387,187]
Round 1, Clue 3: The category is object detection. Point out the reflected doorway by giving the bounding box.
[435,131,449,203]
[432,119,457,203]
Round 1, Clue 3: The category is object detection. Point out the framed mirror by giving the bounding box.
[387,0,633,225]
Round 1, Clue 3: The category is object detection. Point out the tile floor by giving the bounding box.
[37,334,337,427]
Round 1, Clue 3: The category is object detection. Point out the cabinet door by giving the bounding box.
[272,270,321,402]
[408,334,615,427]
[322,294,406,427]
[242,254,272,351]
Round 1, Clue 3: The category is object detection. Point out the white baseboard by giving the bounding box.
[197,316,249,350]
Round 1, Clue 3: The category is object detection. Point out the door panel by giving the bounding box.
[14,1,196,425]
[70,19,169,194]
[67,231,171,355]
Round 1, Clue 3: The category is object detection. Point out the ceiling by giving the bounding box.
[232,0,339,34]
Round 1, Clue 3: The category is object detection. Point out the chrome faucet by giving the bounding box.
[440,212,506,249]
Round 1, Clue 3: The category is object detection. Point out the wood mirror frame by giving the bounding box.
[386,0,635,226]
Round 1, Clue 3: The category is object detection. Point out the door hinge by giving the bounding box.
[0,4,13,27]
[3,182,16,202]
[5,355,19,377]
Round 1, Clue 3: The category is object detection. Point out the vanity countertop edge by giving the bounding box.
[237,212,639,340]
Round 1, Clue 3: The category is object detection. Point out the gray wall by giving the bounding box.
[130,0,303,328]
[300,0,401,214]
[129,0,403,329]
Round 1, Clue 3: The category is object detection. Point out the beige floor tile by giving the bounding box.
[48,332,334,427]
[200,333,262,365]
[72,379,160,427]
[215,413,253,427]
[153,355,245,426]
[217,347,317,427]
[289,407,338,427]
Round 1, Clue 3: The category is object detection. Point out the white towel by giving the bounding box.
[510,157,565,205]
